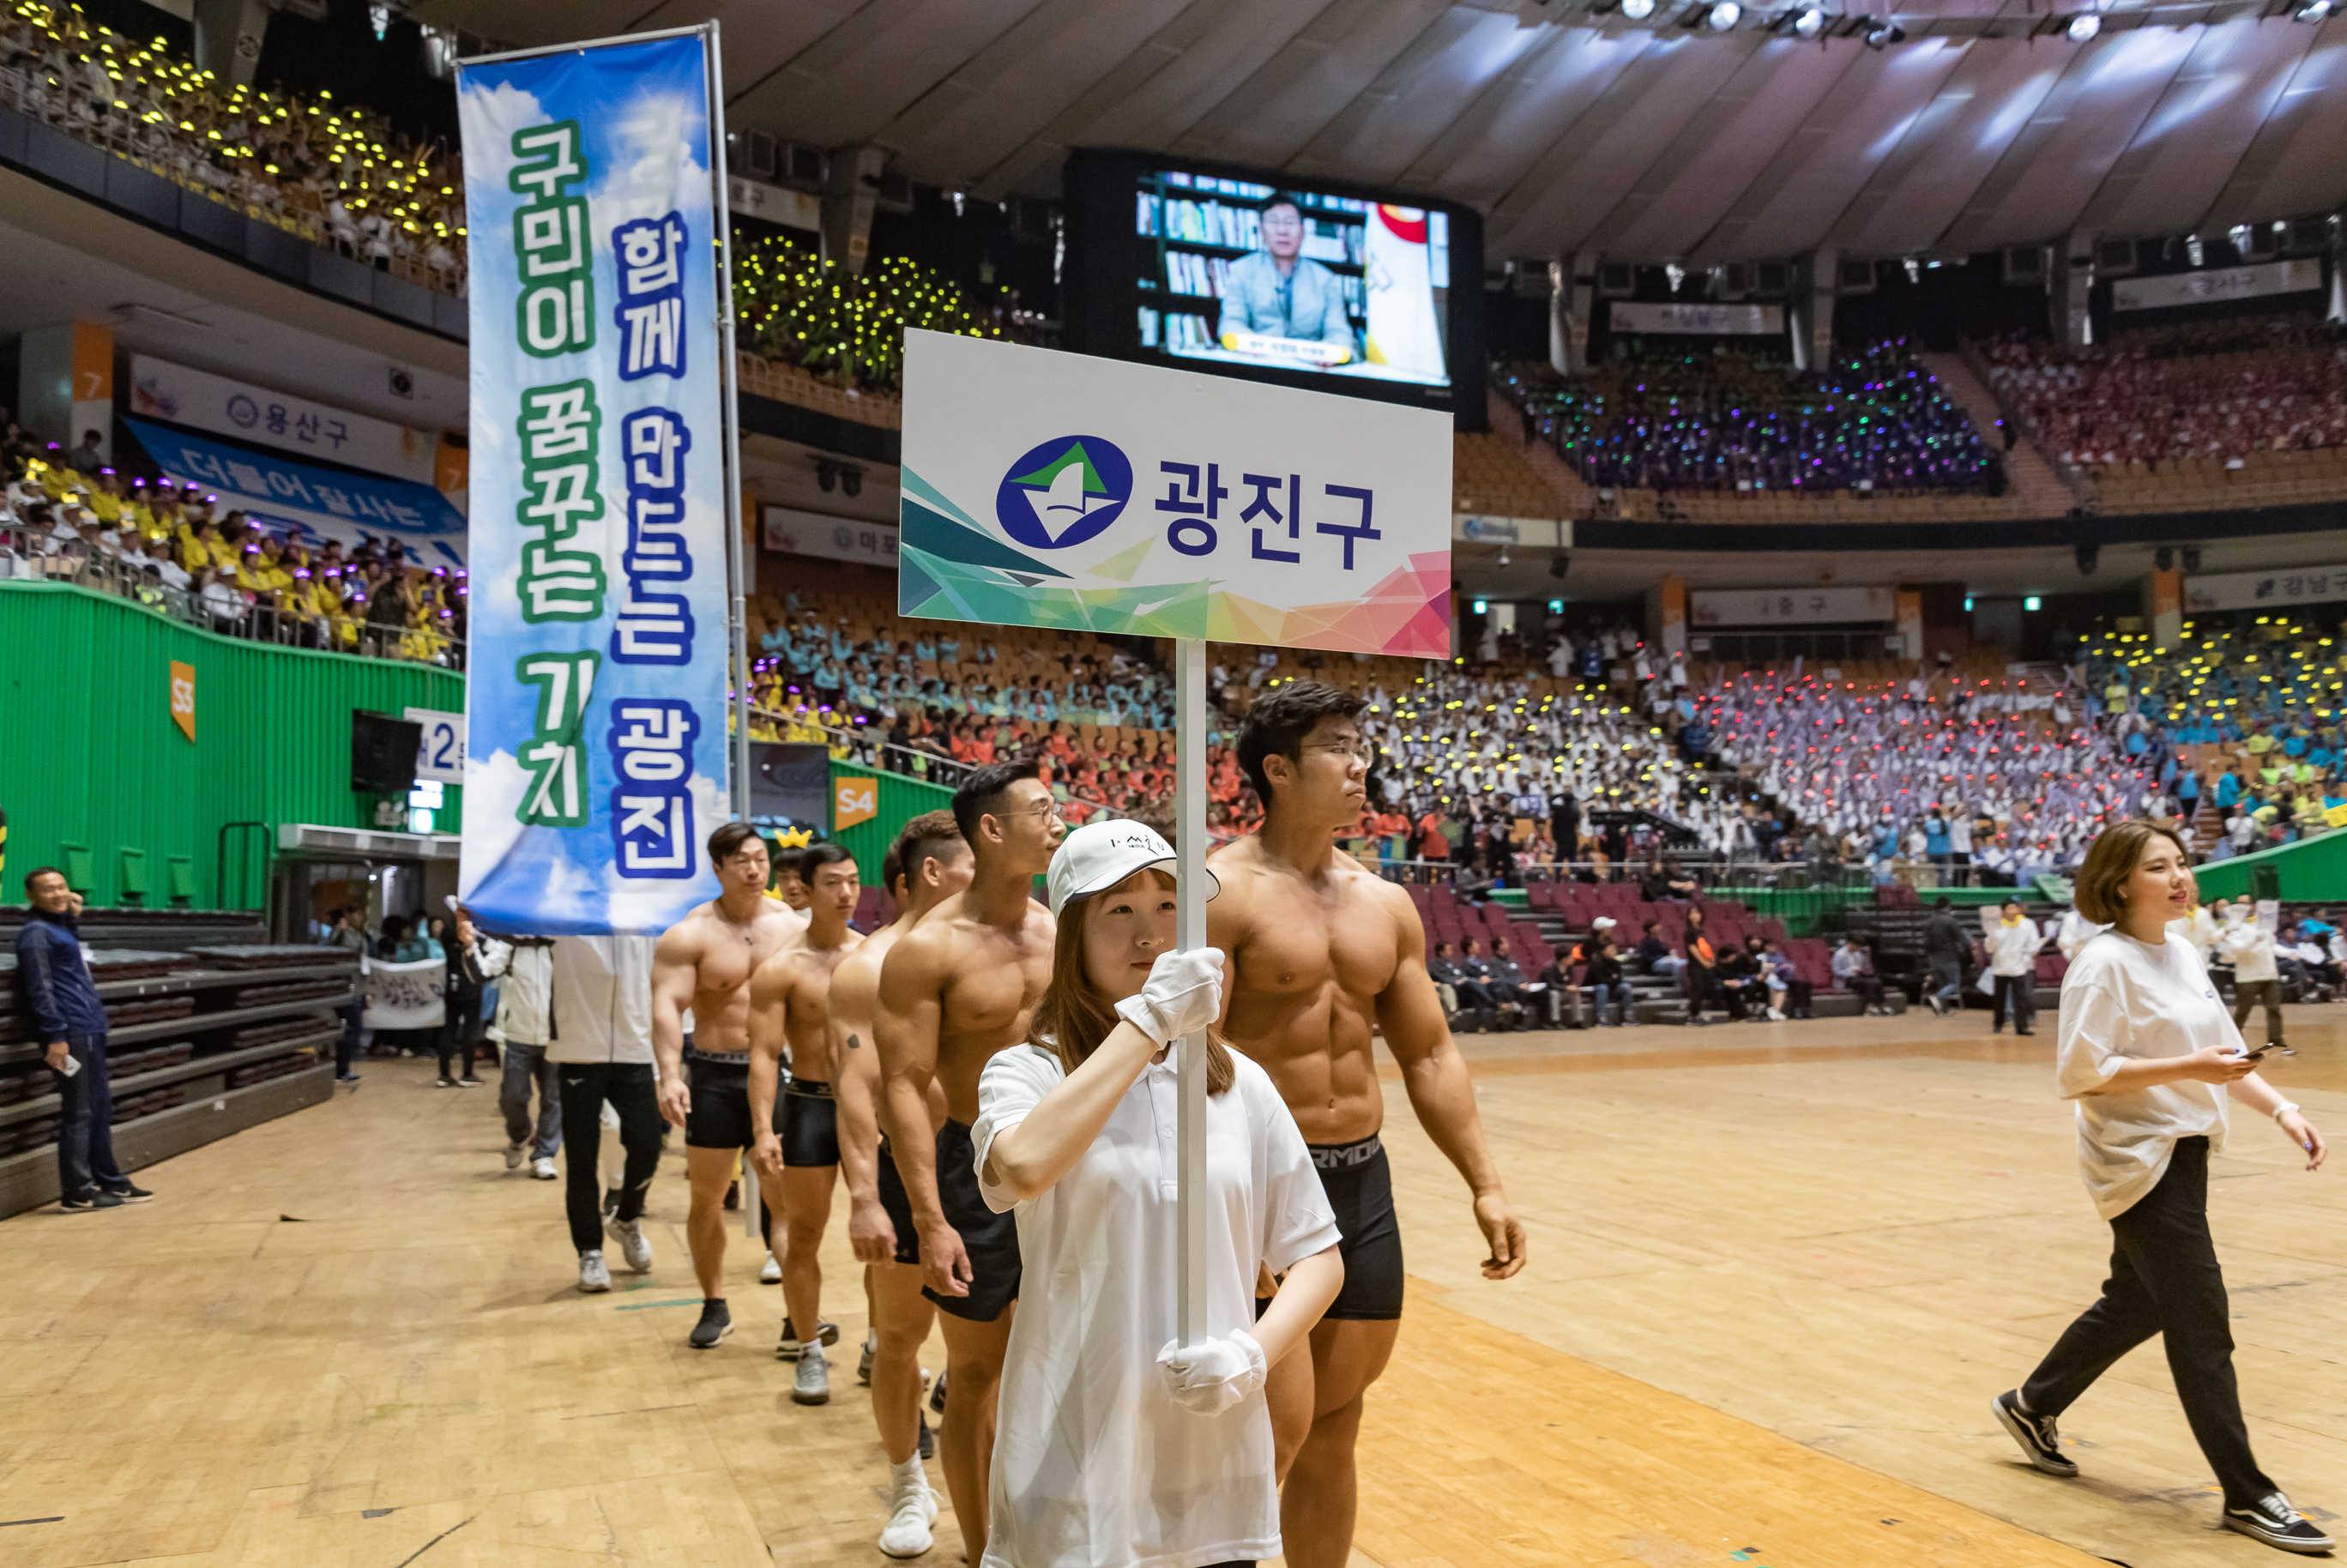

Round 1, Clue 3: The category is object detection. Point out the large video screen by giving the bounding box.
[1136,170,1451,387]
[1063,149,1481,419]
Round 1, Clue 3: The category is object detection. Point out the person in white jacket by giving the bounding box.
[480,932,561,1179]
[545,936,662,1293]
[2223,909,2286,1054]
[2055,907,2108,962]
[1985,900,2043,1035]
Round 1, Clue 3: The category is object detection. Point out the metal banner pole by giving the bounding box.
[1174,636,1208,1349]
[707,20,751,822]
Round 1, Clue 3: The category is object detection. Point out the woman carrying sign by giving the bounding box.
[972,822,1342,1567]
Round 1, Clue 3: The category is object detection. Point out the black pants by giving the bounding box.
[437,988,482,1080]
[335,999,362,1077]
[555,1062,662,1254]
[56,1034,128,1199]
[1686,964,1719,1020]
[1842,974,1885,1010]
[1992,974,2036,1031]
[2021,1138,2275,1508]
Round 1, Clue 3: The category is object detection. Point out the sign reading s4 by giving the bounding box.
[168,660,196,741]
[406,708,467,784]
[835,778,878,830]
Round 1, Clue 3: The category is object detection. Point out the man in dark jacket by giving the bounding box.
[1580,934,1634,1028]
[15,867,152,1209]
[1428,940,1494,1032]
[1922,896,1968,1016]
[1462,937,1524,1029]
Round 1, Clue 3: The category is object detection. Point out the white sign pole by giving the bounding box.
[1175,636,1209,1348]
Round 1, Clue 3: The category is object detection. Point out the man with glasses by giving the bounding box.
[1216,194,1357,364]
[876,759,1065,1559]
[1210,682,1527,1568]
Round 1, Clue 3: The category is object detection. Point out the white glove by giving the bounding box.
[1156,1329,1266,1416]
[1114,948,1225,1045]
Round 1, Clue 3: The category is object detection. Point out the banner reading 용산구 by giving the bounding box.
[899,330,1451,655]
[455,33,732,934]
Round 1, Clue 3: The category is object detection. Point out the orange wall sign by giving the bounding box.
[835,777,878,830]
[169,660,196,740]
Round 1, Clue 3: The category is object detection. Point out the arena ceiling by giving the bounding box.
[413,0,2347,267]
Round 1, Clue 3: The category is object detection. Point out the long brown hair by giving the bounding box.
[1029,868,1235,1095]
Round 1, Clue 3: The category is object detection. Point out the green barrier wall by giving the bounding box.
[827,759,956,882]
[2187,830,2347,903]
[0,582,465,908]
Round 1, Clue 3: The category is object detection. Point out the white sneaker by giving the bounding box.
[1766,1006,1785,1021]
[760,1251,781,1285]
[793,1344,831,1406]
[531,1156,557,1180]
[504,1143,526,1171]
[878,1477,938,1558]
[606,1215,655,1273]
[578,1250,612,1293]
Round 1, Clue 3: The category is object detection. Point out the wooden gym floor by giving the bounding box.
[1,1006,2339,1568]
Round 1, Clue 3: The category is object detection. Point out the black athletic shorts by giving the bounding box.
[1308,1132,1405,1321]
[877,1134,921,1269]
[781,1079,840,1167]
[684,1054,758,1150]
[921,1119,1022,1323]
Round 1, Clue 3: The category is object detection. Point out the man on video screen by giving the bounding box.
[1216,194,1355,366]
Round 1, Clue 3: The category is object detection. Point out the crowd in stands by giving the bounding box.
[1497,340,2001,497]
[2079,613,2347,854]
[0,439,465,666]
[1980,314,2347,470]
[2,1,467,292]
[1693,660,2129,886]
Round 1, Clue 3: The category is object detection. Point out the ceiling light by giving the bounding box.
[1792,5,1826,36]
[1709,1,1742,26]
[2066,13,2100,39]
[1621,0,1656,18]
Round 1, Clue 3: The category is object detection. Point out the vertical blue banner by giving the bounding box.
[456,33,730,934]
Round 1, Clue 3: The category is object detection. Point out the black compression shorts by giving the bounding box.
[683,1054,769,1151]
[781,1079,840,1167]
[1308,1132,1405,1321]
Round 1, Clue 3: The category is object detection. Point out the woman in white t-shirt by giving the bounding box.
[1991,821,2330,1556]
[973,822,1343,1568]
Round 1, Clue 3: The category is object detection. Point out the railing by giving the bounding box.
[746,703,1129,823]
[2,533,465,670]
[0,63,468,299]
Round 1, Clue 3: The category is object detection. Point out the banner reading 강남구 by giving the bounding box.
[455,33,732,934]
[900,331,1451,656]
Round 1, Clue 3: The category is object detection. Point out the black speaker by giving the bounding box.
[351,710,422,793]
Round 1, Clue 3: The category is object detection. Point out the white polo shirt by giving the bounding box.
[971,1044,1340,1568]
[2055,931,2236,1220]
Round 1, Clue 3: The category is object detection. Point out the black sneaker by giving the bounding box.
[918,1413,934,1460]
[57,1191,122,1212]
[775,1316,840,1361]
[436,1076,457,1089]
[858,1332,877,1386]
[929,1371,949,1419]
[2225,1493,2336,1554]
[688,1299,733,1350]
[1991,1390,2078,1477]
[106,1185,154,1204]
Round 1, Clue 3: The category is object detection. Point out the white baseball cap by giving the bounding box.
[1047,820,1219,918]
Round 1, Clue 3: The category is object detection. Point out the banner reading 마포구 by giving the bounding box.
[455,32,732,934]
[899,331,1451,656]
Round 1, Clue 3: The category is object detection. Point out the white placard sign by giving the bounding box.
[406,707,468,785]
[127,355,441,484]
[896,331,1451,655]
[1610,302,1785,336]
[763,504,899,566]
[2183,562,2347,614]
[2112,259,2321,314]
[1691,585,1895,626]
